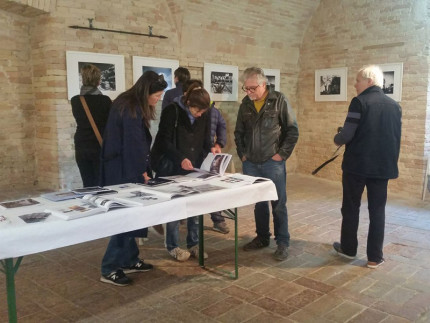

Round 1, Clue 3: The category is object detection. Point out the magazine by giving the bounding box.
[72,186,117,195]
[113,189,171,206]
[210,173,270,188]
[46,194,141,220]
[41,190,84,202]
[185,153,232,180]
[140,183,225,199]
[139,177,175,187]
[0,198,40,209]
[19,212,50,223]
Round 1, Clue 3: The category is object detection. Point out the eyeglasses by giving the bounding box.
[242,84,261,93]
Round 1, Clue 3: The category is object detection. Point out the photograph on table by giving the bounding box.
[66,51,125,100]
[262,68,280,91]
[204,63,238,101]
[132,56,179,100]
[315,67,348,101]
[378,63,403,102]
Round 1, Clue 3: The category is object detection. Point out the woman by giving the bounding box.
[151,82,214,262]
[71,64,112,187]
[99,71,167,286]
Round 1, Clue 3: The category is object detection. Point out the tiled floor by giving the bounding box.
[1,174,430,322]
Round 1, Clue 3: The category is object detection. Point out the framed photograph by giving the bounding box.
[262,68,280,91]
[132,56,179,99]
[315,67,348,101]
[204,63,238,101]
[66,51,125,100]
[379,63,403,102]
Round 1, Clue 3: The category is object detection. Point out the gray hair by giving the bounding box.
[359,65,383,88]
[241,67,267,84]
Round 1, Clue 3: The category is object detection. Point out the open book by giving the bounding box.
[46,194,141,220]
[185,153,232,180]
[140,183,225,199]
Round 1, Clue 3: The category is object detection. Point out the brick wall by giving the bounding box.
[0,0,429,199]
[0,9,36,190]
[297,0,430,198]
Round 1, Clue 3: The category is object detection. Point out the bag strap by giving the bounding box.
[312,145,342,175]
[80,96,103,146]
[172,104,179,147]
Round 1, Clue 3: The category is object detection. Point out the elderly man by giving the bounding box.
[333,65,402,269]
[234,67,299,261]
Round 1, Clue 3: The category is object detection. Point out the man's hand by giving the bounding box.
[181,158,194,170]
[211,144,222,154]
[271,153,283,161]
[241,156,247,162]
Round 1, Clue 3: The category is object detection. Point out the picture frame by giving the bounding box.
[379,63,403,102]
[315,67,348,101]
[132,56,179,99]
[204,63,238,101]
[66,51,125,100]
[262,68,280,91]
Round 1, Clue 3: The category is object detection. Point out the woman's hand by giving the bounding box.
[211,144,222,154]
[142,172,151,184]
[181,158,194,170]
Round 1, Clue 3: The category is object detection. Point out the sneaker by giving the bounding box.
[273,244,289,261]
[122,259,153,274]
[100,269,131,286]
[332,242,356,260]
[188,245,208,259]
[367,258,385,269]
[243,236,270,251]
[213,222,230,234]
[169,247,190,262]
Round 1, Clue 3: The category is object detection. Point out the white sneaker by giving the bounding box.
[168,247,190,262]
[188,245,208,259]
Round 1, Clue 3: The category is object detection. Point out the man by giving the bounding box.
[162,67,190,110]
[333,65,402,269]
[235,67,299,261]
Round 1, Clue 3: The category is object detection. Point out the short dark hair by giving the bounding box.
[182,79,203,94]
[183,82,210,111]
[174,67,191,84]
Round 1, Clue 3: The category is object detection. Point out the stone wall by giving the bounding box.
[297,0,430,198]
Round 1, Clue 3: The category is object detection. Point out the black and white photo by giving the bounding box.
[204,63,238,101]
[66,51,125,100]
[315,67,347,101]
[379,63,403,101]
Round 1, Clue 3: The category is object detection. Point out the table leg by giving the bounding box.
[1,257,23,323]
[198,214,204,268]
[233,208,238,279]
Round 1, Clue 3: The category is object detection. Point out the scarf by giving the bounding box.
[80,86,102,95]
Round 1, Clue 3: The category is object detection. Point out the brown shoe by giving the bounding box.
[367,259,385,269]
[152,224,164,236]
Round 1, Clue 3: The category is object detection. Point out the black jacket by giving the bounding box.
[340,86,402,179]
[151,102,212,175]
[234,86,299,163]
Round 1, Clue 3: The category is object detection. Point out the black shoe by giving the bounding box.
[332,242,356,260]
[243,236,270,251]
[100,269,131,286]
[273,244,289,261]
[122,260,153,274]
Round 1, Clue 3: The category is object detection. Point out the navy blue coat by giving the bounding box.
[100,104,151,186]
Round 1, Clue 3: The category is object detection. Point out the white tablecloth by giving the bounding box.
[0,178,277,259]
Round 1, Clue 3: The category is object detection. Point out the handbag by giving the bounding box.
[80,96,103,146]
[154,105,179,177]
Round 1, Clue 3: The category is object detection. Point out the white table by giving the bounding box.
[1,176,277,323]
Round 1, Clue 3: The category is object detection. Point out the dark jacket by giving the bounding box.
[338,86,402,179]
[161,83,183,110]
[151,101,212,175]
[71,94,112,153]
[234,86,299,163]
[100,104,152,186]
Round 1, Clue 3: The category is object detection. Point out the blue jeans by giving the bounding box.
[101,228,147,275]
[210,211,225,223]
[166,216,199,251]
[243,158,290,246]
